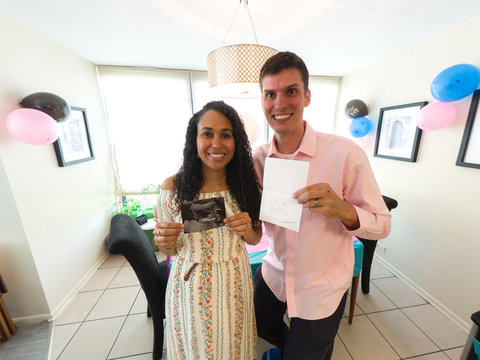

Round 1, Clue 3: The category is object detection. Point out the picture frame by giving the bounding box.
[456,89,480,169]
[374,101,428,162]
[53,107,95,167]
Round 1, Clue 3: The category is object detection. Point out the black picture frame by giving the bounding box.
[374,101,428,162]
[53,107,95,167]
[456,89,480,169]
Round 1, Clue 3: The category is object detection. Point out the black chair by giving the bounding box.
[107,213,168,360]
[358,195,398,294]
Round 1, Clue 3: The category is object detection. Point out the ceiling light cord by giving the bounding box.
[221,0,258,46]
[245,1,259,44]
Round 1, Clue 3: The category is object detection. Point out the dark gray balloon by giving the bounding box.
[20,92,71,122]
[345,99,368,119]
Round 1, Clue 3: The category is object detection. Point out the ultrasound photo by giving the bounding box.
[181,197,226,233]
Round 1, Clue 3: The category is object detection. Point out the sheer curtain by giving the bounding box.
[97,66,340,195]
[98,67,194,194]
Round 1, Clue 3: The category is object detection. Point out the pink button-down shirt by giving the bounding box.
[253,122,391,320]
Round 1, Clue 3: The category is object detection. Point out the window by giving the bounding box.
[305,76,341,134]
[98,67,194,194]
[97,67,339,196]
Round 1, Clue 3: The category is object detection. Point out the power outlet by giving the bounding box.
[377,243,387,253]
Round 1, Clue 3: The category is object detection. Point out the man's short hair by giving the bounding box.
[259,51,309,93]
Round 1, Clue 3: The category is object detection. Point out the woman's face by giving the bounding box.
[196,110,235,173]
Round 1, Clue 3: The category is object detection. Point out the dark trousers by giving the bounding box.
[254,265,347,360]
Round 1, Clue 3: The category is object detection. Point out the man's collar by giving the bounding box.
[267,121,316,158]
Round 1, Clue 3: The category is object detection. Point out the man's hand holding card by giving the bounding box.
[259,158,310,232]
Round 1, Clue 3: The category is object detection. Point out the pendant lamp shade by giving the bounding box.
[207,44,277,98]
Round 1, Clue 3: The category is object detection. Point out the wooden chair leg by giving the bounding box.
[0,313,11,341]
[349,275,360,324]
[0,294,16,337]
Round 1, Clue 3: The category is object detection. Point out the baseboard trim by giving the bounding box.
[374,254,470,332]
[45,320,55,360]
[10,314,51,325]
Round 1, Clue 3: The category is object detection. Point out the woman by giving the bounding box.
[153,101,262,360]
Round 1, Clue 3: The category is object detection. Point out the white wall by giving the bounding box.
[335,16,480,329]
[0,12,114,322]
[0,158,49,317]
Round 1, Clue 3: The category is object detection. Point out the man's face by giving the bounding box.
[261,68,311,137]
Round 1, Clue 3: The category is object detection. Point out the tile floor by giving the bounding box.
[50,253,469,360]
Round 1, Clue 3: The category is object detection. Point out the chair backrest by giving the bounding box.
[107,214,166,315]
[382,195,398,212]
[107,213,167,359]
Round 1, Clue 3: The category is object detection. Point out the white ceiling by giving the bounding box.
[1,0,479,76]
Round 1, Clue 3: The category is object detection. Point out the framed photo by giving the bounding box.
[53,107,95,167]
[374,101,428,162]
[456,89,480,169]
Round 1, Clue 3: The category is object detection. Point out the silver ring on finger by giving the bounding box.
[314,199,319,207]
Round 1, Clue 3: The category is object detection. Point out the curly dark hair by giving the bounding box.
[173,101,261,224]
[259,51,309,94]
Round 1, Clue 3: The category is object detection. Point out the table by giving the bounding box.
[248,250,267,279]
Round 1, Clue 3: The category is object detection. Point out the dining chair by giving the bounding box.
[349,239,364,324]
[108,213,168,360]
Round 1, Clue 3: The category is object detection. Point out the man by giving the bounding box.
[253,51,391,359]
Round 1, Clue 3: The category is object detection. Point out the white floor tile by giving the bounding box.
[372,277,427,308]
[368,309,440,358]
[355,283,397,314]
[116,353,158,359]
[86,286,140,320]
[130,289,148,314]
[55,290,103,325]
[81,268,119,292]
[337,315,400,360]
[58,317,125,360]
[108,313,154,359]
[443,346,464,359]
[402,304,468,350]
[410,352,451,360]
[343,292,364,320]
[370,258,394,279]
[51,323,81,360]
[332,335,352,360]
[108,266,140,288]
[100,254,126,268]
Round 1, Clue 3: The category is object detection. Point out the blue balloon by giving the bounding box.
[349,116,372,138]
[431,64,480,102]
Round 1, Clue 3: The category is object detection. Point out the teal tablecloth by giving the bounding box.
[248,250,267,278]
[353,240,364,277]
[473,337,480,358]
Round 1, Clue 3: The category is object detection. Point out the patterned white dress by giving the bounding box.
[157,189,257,360]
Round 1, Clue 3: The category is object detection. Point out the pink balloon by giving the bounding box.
[6,108,59,145]
[416,102,456,131]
